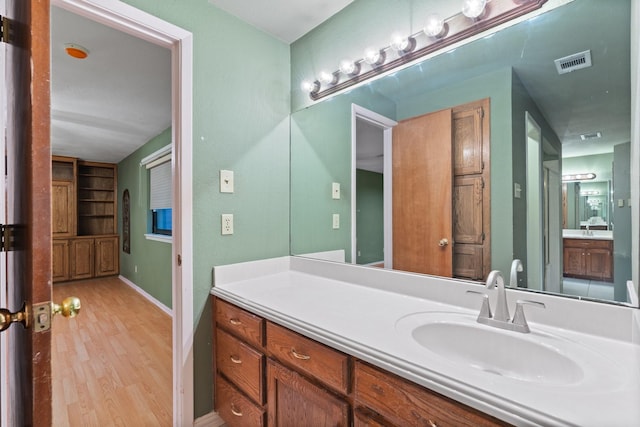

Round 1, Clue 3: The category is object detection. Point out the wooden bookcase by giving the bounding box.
[77,161,117,235]
[52,157,119,282]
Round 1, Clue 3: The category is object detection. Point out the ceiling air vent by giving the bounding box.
[554,50,592,74]
[580,131,602,141]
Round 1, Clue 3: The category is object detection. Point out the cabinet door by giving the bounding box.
[267,359,349,427]
[52,181,76,237]
[563,246,585,277]
[94,236,119,277]
[70,239,94,280]
[52,239,69,283]
[587,248,613,281]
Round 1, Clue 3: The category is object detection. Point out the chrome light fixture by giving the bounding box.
[302,0,548,100]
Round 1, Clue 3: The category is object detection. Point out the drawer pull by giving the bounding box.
[371,384,385,395]
[291,348,311,360]
[230,404,243,417]
[230,355,242,364]
[229,318,242,326]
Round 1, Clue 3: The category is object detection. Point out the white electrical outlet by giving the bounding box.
[220,170,234,193]
[221,214,234,235]
[332,213,340,229]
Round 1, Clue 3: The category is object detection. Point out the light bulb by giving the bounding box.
[339,59,360,76]
[301,80,319,94]
[319,71,338,85]
[423,13,445,38]
[390,33,416,53]
[364,48,385,66]
[462,0,487,19]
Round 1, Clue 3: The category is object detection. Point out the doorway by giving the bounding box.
[50,0,193,424]
[351,104,397,269]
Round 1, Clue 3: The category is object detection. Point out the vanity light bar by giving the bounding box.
[304,0,548,101]
[562,173,597,182]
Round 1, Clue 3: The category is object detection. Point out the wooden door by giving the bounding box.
[1,0,53,426]
[267,360,349,427]
[70,239,95,280]
[95,236,119,277]
[452,99,490,280]
[393,109,453,276]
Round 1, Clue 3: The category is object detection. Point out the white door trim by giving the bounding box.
[351,104,397,268]
[51,1,194,425]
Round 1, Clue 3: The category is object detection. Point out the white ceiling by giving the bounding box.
[207,0,355,43]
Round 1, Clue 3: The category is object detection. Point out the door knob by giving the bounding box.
[0,302,27,332]
[438,238,449,247]
[52,297,81,318]
[1,297,81,333]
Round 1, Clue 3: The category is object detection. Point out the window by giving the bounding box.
[153,208,172,235]
[142,144,172,238]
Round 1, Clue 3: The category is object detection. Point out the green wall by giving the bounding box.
[118,128,173,308]
[121,0,290,417]
[355,169,384,264]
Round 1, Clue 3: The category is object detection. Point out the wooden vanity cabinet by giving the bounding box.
[213,297,511,427]
[563,238,613,282]
[214,299,267,426]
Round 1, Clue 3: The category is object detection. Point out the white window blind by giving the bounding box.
[149,160,172,210]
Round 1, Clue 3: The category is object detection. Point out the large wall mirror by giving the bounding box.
[290,0,636,307]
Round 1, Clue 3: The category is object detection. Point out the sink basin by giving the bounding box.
[396,311,622,387]
[411,319,583,385]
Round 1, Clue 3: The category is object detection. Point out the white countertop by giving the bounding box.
[211,256,640,427]
[563,229,613,240]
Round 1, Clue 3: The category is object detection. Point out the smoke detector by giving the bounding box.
[554,50,592,74]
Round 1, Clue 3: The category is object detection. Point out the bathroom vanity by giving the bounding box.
[211,256,640,426]
[562,230,614,282]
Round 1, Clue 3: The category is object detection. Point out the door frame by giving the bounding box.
[51,0,194,425]
[351,104,397,268]
[525,111,543,291]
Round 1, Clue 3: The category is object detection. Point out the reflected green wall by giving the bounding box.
[355,169,384,264]
[122,0,290,417]
[118,128,173,308]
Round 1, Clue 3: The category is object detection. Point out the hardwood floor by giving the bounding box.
[52,277,172,426]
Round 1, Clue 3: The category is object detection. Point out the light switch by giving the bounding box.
[618,199,625,207]
[514,183,522,199]
[332,182,341,199]
[220,170,234,193]
[332,214,340,229]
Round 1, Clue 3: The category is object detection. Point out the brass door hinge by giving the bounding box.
[1,224,23,252]
[0,16,14,44]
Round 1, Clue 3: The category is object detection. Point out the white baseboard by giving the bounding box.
[119,275,173,317]
[193,411,225,427]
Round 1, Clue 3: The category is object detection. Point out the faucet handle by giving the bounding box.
[512,300,546,333]
[466,290,492,320]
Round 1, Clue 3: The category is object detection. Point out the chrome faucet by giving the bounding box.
[509,259,523,288]
[486,270,510,322]
[466,270,546,333]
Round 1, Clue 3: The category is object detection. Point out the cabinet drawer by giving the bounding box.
[354,362,509,427]
[216,328,265,404]
[266,322,349,394]
[215,374,265,427]
[216,299,264,349]
[563,238,612,250]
